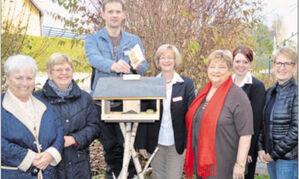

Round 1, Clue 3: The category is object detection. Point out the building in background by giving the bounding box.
[2,0,43,36]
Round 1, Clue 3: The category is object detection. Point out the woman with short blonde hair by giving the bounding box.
[258,47,298,179]
[35,53,100,179]
[185,49,253,179]
[137,44,195,179]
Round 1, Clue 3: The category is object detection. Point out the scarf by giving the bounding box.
[184,76,233,178]
[48,79,73,98]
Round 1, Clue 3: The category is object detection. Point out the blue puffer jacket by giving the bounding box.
[34,80,101,179]
[257,77,298,160]
[1,93,64,179]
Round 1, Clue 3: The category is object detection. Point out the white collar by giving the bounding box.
[157,71,184,84]
[232,72,253,87]
[3,89,47,137]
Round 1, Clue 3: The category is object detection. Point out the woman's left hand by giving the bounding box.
[233,163,245,179]
[247,155,252,163]
[64,136,76,147]
[33,152,54,170]
[264,153,274,163]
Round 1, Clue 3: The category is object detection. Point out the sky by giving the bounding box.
[34,0,68,28]
[261,0,297,38]
[34,0,297,38]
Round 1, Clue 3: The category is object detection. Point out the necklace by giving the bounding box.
[166,80,172,84]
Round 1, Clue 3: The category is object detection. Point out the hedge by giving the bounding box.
[21,35,91,72]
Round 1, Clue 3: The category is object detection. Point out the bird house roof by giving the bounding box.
[93,76,166,100]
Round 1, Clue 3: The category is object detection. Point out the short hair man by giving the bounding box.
[84,0,149,178]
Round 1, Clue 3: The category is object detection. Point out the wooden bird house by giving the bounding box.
[93,75,166,122]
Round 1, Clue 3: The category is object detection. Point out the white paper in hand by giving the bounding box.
[124,44,145,69]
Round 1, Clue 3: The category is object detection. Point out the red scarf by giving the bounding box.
[184,76,233,178]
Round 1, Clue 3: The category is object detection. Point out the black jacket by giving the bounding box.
[35,80,100,179]
[257,77,298,160]
[241,76,266,157]
[136,76,195,154]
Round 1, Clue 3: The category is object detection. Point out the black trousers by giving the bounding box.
[97,103,136,178]
[245,153,258,179]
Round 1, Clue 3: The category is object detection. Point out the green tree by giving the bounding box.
[1,0,31,91]
[251,23,274,71]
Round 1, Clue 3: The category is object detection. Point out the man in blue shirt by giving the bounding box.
[84,0,149,178]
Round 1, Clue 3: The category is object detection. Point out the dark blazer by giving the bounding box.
[136,75,195,154]
[241,76,266,157]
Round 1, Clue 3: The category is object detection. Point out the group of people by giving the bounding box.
[1,0,297,179]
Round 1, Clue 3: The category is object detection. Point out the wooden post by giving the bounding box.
[119,123,132,179]
[118,122,144,179]
[142,147,159,175]
[130,123,143,179]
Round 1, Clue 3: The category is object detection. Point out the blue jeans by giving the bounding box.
[267,159,298,179]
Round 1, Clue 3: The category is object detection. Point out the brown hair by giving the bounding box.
[232,45,254,62]
[102,0,125,12]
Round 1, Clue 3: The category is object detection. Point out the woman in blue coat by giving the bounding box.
[35,53,100,179]
[1,55,64,179]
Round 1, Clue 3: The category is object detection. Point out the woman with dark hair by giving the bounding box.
[232,46,266,179]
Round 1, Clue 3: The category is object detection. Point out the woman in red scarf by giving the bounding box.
[184,50,253,179]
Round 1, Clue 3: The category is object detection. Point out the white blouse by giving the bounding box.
[157,72,184,146]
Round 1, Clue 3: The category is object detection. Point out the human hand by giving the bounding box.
[233,162,245,179]
[64,136,76,147]
[32,152,53,170]
[111,60,130,73]
[264,153,274,163]
[133,60,142,70]
[258,150,267,163]
[247,155,252,163]
[32,153,42,167]
[139,149,149,159]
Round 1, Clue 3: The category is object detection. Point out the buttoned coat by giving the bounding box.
[1,92,64,179]
[35,80,100,179]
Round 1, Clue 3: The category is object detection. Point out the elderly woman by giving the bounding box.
[34,53,100,179]
[136,44,195,179]
[232,46,266,179]
[257,47,298,179]
[184,50,253,179]
[1,55,64,178]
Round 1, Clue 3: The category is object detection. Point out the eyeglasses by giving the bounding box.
[274,62,295,68]
[160,56,174,61]
[52,68,73,73]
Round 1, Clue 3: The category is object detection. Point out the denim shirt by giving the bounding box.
[84,27,149,95]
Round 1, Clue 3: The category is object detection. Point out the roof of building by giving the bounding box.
[29,0,43,16]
